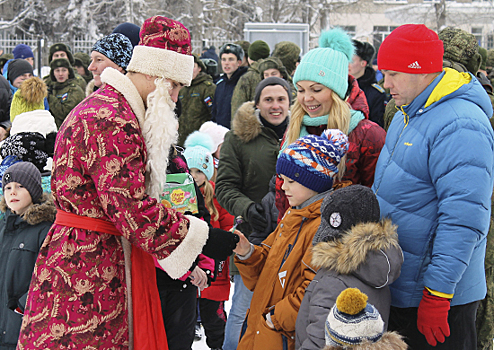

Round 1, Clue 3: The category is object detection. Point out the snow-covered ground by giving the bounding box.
[192,284,234,350]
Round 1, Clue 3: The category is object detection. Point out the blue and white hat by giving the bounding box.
[92,33,133,70]
[325,288,384,347]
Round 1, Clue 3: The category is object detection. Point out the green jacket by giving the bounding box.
[216,101,283,274]
[48,79,85,128]
[177,72,216,146]
[230,60,262,118]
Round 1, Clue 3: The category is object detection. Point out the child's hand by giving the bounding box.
[233,230,251,256]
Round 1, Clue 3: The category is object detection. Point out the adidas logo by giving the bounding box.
[408,61,421,69]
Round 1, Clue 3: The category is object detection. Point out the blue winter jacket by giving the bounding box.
[372,68,494,308]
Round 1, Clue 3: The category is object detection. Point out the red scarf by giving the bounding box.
[55,210,168,350]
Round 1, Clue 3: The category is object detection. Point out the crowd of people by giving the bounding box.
[0,15,493,350]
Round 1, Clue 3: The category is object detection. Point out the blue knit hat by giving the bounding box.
[13,44,34,60]
[92,33,133,70]
[183,131,215,181]
[293,28,354,99]
[325,288,384,347]
[276,129,348,193]
[113,22,141,48]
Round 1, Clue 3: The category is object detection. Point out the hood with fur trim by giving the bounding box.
[312,219,401,286]
[231,101,262,143]
[0,192,56,225]
[323,331,407,350]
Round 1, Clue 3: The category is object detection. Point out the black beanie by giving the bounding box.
[254,76,292,106]
[2,161,42,202]
[7,59,34,85]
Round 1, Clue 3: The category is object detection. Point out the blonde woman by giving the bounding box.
[275,28,386,221]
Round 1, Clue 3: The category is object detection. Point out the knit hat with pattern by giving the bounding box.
[127,16,194,86]
[92,33,133,70]
[2,161,42,202]
[13,44,34,60]
[0,132,49,173]
[276,129,348,193]
[378,24,443,74]
[248,40,270,61]
[183,131,215,180]
[293,28,354,99]
[325,288,385,347]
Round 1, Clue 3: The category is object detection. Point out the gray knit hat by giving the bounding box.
[254,76,292,105]
[2,162,42,202]
[313,185,380,244]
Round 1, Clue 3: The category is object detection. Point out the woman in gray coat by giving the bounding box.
[295,185,403,350]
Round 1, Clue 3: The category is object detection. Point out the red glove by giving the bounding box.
[417,288,451,346]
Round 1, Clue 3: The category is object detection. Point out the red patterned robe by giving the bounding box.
[17,69,208,349]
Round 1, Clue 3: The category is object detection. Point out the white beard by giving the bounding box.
[138,78,178,199]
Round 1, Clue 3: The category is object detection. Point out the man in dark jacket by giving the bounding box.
[216,77,291,350]
[211,43,247,129]
[349,40,387,127]
[178,54,216,146]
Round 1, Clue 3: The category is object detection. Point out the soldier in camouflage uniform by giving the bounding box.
[487,49,494,86]
[177,54,216,146]
[230,40,270,118]
[47,59,85,128]
[43,43,87,92]
[272,41,301,77]
[73,52,93,84]
[258,57,296,102]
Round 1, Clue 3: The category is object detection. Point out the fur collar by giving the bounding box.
[231,101,262,143]
[0,192,56,225]
[100,68,145,123]
[85,79,96,96]
[312,219,399,274]
[323,331,407,350]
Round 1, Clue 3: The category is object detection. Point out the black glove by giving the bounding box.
[202,228,239,261]
[247,203,268,232]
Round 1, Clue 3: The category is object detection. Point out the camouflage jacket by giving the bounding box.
[177,72,216,146]
[230,60,262,118]
[44,72,87,92]
[47,78,85,128]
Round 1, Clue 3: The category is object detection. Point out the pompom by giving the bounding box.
[19,77,47,106]
[184,131,215,152]
[322,129,349,157]
[319,28,354,63]
[336,288,368,315]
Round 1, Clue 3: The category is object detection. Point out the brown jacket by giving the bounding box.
[235,195,324,350]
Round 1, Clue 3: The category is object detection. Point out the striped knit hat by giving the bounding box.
[325,288,384,347]
[276,129,348,193]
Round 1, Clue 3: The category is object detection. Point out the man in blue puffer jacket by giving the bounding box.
[372,24,494,350]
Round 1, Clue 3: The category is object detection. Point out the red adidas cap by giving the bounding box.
[378,24,444,74]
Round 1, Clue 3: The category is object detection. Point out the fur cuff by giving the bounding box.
[158,215,209,279]
[127,46,194,86]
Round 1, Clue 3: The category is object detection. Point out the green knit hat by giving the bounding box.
[293,28,354,99]
[438,27,481,74]
[248,40,270,61]
[272,41,301,76]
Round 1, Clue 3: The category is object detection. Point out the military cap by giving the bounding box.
[438,27,481,74]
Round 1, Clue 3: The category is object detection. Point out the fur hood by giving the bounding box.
[323,331,407,350]
[312,219,400,275]
[231,101,262,143]
[0,192,56,225]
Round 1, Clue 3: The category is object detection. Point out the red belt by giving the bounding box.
[55,210,168,350]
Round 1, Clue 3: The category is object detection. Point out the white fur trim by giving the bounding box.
[100,67,145,121]
[158,215,209,279]
[127,46,194,86]
[11,110,57,136]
